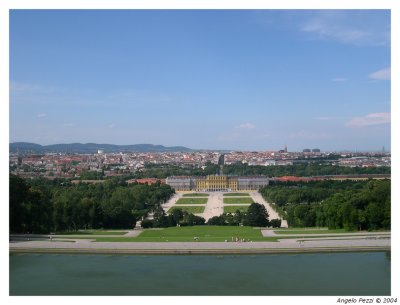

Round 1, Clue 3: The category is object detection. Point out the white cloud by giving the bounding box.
[369,67,391,80]
[10,81,56,94]
[346,112,390,128]
[300,11,390,47]
[239,123,256,129]
[37,113,47,118]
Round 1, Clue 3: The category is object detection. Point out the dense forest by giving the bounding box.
[222,162,390,177]
[9,174,174,233]
[10,175,280,233]
[260,179,391,230]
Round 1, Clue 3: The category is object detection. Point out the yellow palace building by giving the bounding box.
[166,175,270,192]
[195,175,238,192]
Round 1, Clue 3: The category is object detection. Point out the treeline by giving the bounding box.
[141,205,206,228]
[136,162,219,178]
[223,162,390,177]
[127,203,279,228]
[260,179,390,230]
[10,174,174,233]
[207,203,281,227]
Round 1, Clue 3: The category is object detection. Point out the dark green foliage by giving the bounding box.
[140,219,153,228]
[206,211,244,226]
[150,206,205,228]
[243,203,269,227]
[223,162,390,177]
[180,213,206,226]
[133,162,219,179]
[260,179,391,231]
[207,215,226,226]
[270,219,282,228]
[9,174,174,233]
[9,175,53,234]
[79,170,104,180]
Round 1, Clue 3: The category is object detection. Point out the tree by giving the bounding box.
[243,203,269,227]
[270,219,281,228]
[172,208,184,225]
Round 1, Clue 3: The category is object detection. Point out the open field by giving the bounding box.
[94,226,268,242]
[55,230,128,235]
[182,193,209,197]
[175,198,208,205]
[223,193,250,197]
[88,234,387,243]
[167,206,205,214]
[223,197,254,204]
[223,206,250,213]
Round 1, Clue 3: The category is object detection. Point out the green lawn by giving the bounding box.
[224,206,250,213]
[223,197,254,204]
[223,193,250,197]
[55,230,128,235]
[182,193,209,197]
[94,226,275,242]
[167,206,205,214]
[176,198,208,205]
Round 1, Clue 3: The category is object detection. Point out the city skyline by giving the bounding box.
[9,10,391,151]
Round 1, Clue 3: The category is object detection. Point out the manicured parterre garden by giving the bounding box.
[182,193,209,197]
[223,193,250,197]
[223,206,250,213]
[167,206,205,214]
[176,198,208,204]
[223,197,254,204]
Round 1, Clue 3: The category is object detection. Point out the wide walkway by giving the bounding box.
[250,192,288,227]
[202,192,224,221]
[9,235,390,253]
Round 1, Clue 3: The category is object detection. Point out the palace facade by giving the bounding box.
[165,175,270,192]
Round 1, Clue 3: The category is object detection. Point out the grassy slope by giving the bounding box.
[55,230,128,235]
[94,226,272,242]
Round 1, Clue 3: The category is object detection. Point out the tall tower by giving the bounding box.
[284,144,287,153]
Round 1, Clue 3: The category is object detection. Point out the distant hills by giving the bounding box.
[9,142,194,154]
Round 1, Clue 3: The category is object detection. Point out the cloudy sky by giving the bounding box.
[9,10,390,151]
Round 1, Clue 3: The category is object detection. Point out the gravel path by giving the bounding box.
[250,192,288,227]
[202,192,223,221]
[162,193,181,212]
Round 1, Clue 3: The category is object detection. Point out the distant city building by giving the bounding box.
[312,148,321,153]
[278,144,288,154]
[303,149,311,153]
[166,175,270,192]
[97,150,104,154]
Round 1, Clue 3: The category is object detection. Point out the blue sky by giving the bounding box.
[9,10,391,151]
